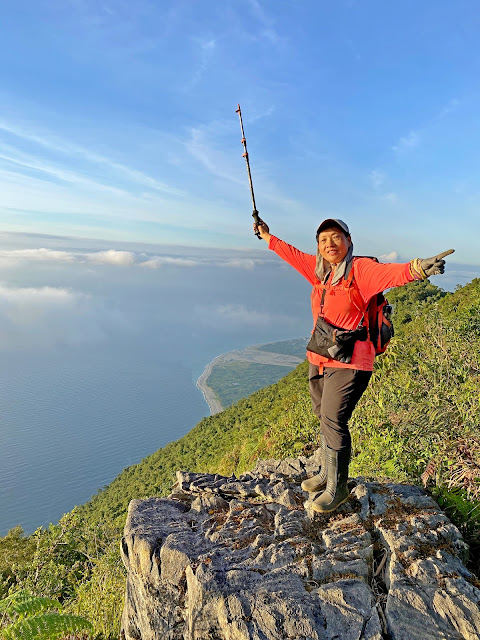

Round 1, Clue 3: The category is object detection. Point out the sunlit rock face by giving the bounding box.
[120,455,480,640]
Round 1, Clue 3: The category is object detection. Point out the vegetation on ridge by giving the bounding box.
[1,278,480,639]
[206,361,294,408]
[204,338,308,409]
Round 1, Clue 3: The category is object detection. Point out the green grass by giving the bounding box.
[207,361,295,407]
[254,337,309,357]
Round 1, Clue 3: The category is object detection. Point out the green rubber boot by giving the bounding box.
[301,434,327,493]
[311,446,351,513]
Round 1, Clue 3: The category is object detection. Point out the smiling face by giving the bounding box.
[317,226,352,265]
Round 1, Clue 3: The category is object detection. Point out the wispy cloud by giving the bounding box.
[247,0,282,45]
[183,37,217,91]
[194,303,287,328]
[382,192,398,203]
[391,98,459,157]
[0,145,130,197]
[368,170,398,203]
[185,116,307,218]
[392,130,420,154]
[369,169,384,190]
[0,119,182,196]
[186,123,244,184]
[436,98,460,120]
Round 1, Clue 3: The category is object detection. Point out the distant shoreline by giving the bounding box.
[196,342,306,416]
[196,355,225,415]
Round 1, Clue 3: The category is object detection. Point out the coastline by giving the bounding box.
[196,343,306,416]
[196,355,225,415]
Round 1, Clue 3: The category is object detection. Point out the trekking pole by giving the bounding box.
[236,104,262,239]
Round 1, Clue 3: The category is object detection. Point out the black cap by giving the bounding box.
[316,218,350,240]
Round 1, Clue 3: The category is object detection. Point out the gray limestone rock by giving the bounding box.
[121,458,480,640]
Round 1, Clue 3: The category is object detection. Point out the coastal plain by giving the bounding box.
[196,338,308,414]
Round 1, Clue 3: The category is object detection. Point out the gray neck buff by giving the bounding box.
[315,242,354,285]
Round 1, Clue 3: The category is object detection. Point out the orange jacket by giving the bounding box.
[269,236,415,371]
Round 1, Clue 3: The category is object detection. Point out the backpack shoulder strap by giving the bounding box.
[344,257,377,318]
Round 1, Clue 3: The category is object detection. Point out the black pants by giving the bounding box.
[308,363,372,451]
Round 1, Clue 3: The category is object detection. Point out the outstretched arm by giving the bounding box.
[253,219,317,284]
[411,249,455,278]
[355,249,455,302]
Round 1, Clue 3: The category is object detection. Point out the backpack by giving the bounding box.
[345,257,394,356]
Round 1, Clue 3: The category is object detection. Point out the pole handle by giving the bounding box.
[252,209,262,239]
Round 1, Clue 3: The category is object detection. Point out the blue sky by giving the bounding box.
[1,0,479,263]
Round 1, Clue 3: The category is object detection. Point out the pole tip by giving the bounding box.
[236,103,241,113]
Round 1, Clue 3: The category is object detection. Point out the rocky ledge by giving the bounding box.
[120,455,480,640]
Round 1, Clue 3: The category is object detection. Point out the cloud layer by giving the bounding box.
[0,283,126,348]
[0,247,273,270]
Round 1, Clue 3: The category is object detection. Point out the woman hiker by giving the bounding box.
[254,217,454,513]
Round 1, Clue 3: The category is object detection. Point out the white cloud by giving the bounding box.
[0,283,120,348]
[0,283,75,304]
[0,247,136,268]
[221,258,257,270]
[392,130,420,153]
[87,250,136,266]
[0,242,275,271]
[140,256,199,268]
[0,248,76,267]
[378,251,399,262]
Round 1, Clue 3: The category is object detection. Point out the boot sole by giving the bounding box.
[311,493,350,513]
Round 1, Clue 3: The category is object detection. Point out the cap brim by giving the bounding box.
[316,219,349,236]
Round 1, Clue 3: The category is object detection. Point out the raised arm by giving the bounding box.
[253,219,317,284]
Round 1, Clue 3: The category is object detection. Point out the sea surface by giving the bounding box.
[0,246,313,536]
[0,345,210,536]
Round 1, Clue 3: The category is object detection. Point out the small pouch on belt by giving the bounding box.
[307,316,368,364]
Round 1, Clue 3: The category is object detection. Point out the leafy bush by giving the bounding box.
[0,591,92,640]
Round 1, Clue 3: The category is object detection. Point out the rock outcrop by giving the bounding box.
[120,455,480,640]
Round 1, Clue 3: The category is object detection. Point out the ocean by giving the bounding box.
[0,345,209,536]
[0,249,312,536]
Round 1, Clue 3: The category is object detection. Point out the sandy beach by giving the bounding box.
[196,355,226,415]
